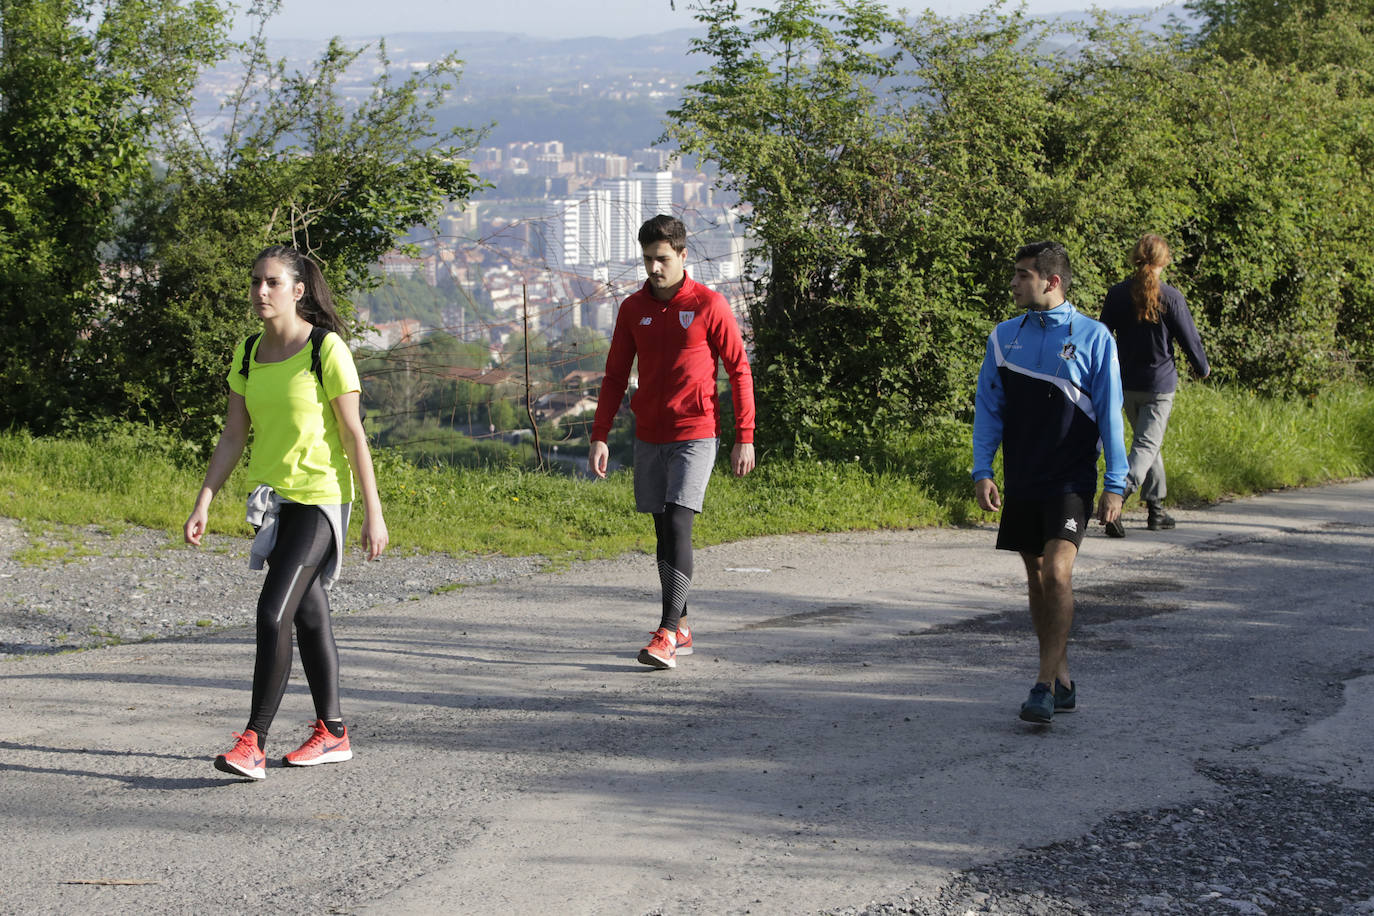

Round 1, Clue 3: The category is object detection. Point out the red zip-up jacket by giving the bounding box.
[591,273,755,445]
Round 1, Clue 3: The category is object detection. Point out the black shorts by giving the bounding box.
[996,491,1092,555]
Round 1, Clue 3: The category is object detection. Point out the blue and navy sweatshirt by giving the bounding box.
[972,302,1128,499]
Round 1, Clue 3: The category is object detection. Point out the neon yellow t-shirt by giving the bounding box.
[227,331,361,505]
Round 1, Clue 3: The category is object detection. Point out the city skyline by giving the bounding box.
[236,0,1158,41]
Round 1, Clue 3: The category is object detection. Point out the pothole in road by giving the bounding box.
[909,577,1187,637]
[743,604,866,629]
[1074,577,1185,624]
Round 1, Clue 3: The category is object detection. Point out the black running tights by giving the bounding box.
[652,502,695,633]
[246,503,341,742]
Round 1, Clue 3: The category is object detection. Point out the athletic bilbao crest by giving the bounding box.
[679,311,695,329]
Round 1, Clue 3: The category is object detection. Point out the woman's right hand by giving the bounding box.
[184,503,209,546]
[360,513,389,561]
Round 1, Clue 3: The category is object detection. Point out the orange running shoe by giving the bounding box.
[283,719,353,767]
[638,627,677,669]
[674,622,694,656]
[214,730,266,780]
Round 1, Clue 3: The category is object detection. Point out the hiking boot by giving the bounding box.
[214,729,266,780]
[1147,506,1176,530]
[674,622,694,656]
[283,719,353,767]
[1019,683,1055,724]
[1104,519,1125,538]
[1054,680,1077,713]
[637,627,676,669]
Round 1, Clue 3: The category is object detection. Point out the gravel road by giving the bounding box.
[0,517,544,657]
[3,485,1374,915]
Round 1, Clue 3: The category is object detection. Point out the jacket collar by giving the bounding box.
[1024,301,1076,327]
[642,272,698,306]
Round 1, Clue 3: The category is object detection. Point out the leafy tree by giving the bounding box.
[411,332,497,428]
[357,274,454,327]
[1183,0,1374,386]
[357,341,438,441]
[418,331,491,370]
[80,0,484,445]
[488,397,520,432]
[500,330,554,382]
[669,0,1374,456]
[1187,0,1374,85]
[1047,12,1373,394]
[0,0,226,432]
[667,1,1036,455]
[552,325,611,377]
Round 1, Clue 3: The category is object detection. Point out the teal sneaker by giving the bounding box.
[1054,680,1076,712]
[1019,683,1055,723]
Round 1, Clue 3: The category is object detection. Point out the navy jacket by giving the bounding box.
[973,302,1128,499]
[1099,281,1209,393]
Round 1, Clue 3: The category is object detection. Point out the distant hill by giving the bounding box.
[265,28,701,92]
[207,10,1189,155]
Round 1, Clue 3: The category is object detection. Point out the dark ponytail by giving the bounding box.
[255,245,346,336]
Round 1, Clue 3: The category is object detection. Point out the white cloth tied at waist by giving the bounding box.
[245,484,351,591]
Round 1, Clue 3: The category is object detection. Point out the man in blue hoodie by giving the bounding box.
[972,240,1128,724]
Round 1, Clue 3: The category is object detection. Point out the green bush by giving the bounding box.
[669,0,1374,456]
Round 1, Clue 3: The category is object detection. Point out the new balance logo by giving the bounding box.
[1063,518,1079,533]
[640,317,653,325]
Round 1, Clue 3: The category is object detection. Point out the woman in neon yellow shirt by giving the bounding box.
[185,245,388,781]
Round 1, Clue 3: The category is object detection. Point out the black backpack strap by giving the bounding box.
[239,333,262,378]
[240,328,328,387]
[308,326,329,388]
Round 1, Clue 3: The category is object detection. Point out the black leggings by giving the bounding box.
[246,503,341,742]
[652,502,695,632]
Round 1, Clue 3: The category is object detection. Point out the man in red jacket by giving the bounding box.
[588,214,756,669]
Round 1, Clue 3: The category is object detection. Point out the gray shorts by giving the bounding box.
[633,438,718,514]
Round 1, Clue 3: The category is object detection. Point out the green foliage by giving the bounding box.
[96,6,485,445]
[358,329,519,444]
[669,1,987,457]
[0,0,486,446]
[670,0,1374,456]
[556,326,612,377]
[0,0,227,431]
[1155,383,1374,501]
[358,274,457,326]
[378,425,532,470]
[1187,0,1374,87]
[499,330,553,379]
[5,384,1372,559]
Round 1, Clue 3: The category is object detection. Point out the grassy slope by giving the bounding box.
[2,383,1372,560]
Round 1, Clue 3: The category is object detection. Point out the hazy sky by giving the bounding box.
[242,0,1153,40]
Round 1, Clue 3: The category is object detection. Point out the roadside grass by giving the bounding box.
[2,382,1372,559]
[1151,382,1374,505]
[372,448,947,557]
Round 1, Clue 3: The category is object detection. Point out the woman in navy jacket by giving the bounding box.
[1099,234,1210,535]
